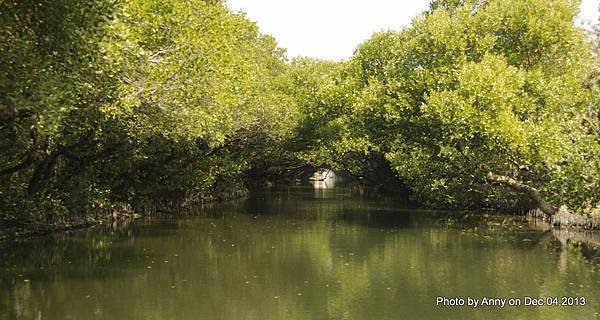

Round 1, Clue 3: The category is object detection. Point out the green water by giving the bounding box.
[1,185,600,320]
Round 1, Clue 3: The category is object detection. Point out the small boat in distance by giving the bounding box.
[309,170,334,181]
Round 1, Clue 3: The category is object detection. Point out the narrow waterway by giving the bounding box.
[1,183,600,320]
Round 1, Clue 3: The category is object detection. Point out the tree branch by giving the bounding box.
[486,171,557,215]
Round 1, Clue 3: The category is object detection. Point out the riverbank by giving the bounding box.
[407,207,600,249]
[0,186,250,245]
[527,206,600,230]
[0,219,95,245]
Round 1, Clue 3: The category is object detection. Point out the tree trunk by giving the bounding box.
[486,171,557,216]
[27,150,63,194]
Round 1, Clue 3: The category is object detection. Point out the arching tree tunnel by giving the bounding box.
[0,0,599,227]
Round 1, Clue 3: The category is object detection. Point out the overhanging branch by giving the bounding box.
[486,171,557,215]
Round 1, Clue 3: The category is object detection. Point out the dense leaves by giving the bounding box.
[312,0,600,214]
[0,0,300,223]
[1,0,598,225]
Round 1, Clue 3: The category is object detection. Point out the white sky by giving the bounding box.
[226,0,600,61]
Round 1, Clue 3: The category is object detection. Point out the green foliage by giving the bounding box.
[0,0,122,222]
[0,0,301,223]
[328,0,600,212]
[105,0,301,204]
[112,0,296,145]
[1,0,599,226]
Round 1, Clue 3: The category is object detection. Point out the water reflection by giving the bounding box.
[1,186,600,320]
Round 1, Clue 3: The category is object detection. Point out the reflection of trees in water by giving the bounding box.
[0,226,144,320]
[325,227,600,320]
[2,204,600,319]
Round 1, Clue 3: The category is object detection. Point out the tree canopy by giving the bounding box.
[294,0,600,214]
[0,0,598,225]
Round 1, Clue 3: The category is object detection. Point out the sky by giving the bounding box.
[226,0,600,61]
